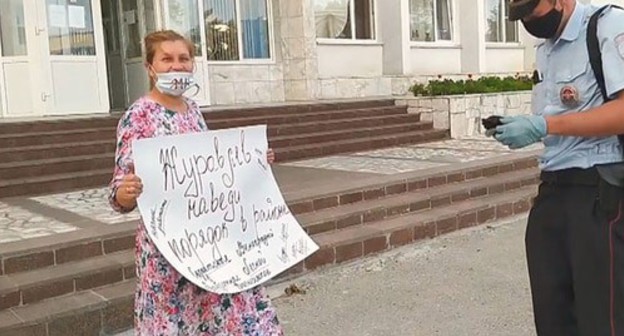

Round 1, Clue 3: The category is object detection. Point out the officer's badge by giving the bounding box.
[560,85,580,107]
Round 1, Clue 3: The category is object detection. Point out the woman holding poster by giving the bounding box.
[108,30,283,335]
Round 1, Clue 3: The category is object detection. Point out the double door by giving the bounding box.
[0,0,210,119]
[103,0,211,111]
[0,0,108,118]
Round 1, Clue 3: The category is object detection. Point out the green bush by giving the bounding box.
[410,75,533,96]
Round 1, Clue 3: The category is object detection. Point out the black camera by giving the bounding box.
[481,115,503,130]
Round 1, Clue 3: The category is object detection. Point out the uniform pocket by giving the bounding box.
[554,62,592,107]
[555,62,589,84]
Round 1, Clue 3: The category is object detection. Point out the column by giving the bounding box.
[277,0,319,101]
[378,0,411,75]
[459,0,486,73]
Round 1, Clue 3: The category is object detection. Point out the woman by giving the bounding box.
[109,30,283,335]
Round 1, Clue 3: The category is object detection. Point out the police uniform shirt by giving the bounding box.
[532,2,624,183]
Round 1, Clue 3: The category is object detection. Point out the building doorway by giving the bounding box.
[101,0,157,111]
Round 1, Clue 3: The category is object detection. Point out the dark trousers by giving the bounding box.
[527,168,624,336]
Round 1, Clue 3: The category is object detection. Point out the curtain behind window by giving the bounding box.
[204,0,239,61]
[436,0,452,41]
[409,0,434,42]
[485,0,501,42]
[240,0,270,59]
[314,0,350,39]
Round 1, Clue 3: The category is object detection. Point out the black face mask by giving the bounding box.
[521,7,563,39]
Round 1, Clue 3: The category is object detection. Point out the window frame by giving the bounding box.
[0,0,29,57]
[315,0,379,44]
[203,0,276,64]
[408,0,458,46]
[485,0,520,45]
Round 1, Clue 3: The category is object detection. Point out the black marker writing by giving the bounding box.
[168,223,229,263]
[187,182,241,221]
[253,198,290,225]
[242,256,267,276]
[236,232,274,257]
[191,254,231,278]
[235,269,271,289]
[159,130,253,195]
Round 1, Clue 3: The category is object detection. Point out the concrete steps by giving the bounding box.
[0,154,539,335]
[274,128,448,161]
[0,100,447,198]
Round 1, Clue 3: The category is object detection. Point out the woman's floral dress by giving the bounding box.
[108,97,284,336]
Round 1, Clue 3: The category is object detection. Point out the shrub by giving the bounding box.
[410,75,532,96]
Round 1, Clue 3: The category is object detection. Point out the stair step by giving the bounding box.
[0,127,116,148]
[297,167,539,235]
[0,155,538,275]
[267,113,422,137]
[0,280,134,336]
[270,122,433,148]
[301,186,536,272]
[0,188,537,336]
[275,128,449,161]
[206,106,408,129]
[0,168,113,198]
[203,99,396,120]
[286,153,538,215]
[0,251,134,310]
[0,140,115,162]
[0,154,114,180]
[0,117,118,135]
[0,116,424,163]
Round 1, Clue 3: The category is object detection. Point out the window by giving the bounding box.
[203,0,271,61]
[167,0,202,56]
[409,0,453,42]
[46,0,96,56]
[314,0,376,40]
[0,0,28,57]
[485,0,518,43]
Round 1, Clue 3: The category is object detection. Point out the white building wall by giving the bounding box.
[208,64,285,105]
[484,46,526,73]
[409,47,462,75]
[317,44,383,78]
[2,0,623,119]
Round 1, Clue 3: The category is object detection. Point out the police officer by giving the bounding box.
[489,0,624,335]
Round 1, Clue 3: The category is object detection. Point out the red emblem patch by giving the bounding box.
[560,85,579,107]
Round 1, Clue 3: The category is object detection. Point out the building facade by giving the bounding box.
[0,0,615,120]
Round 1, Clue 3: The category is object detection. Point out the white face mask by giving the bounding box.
[153,71,199,97]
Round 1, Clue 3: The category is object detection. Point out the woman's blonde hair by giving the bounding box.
[144,30,195,88]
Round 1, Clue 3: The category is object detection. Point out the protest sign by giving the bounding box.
[132,125,319,294]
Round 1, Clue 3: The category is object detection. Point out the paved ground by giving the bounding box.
[271,215,535,336]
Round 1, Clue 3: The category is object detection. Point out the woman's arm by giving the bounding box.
[108,109,143,213]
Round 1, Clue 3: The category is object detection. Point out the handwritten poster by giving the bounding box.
[133,125,319,294]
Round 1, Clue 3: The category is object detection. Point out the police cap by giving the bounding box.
[508,0,540,21]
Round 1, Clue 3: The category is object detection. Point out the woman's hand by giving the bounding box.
[267,148,275,164]
[116,172,143,209]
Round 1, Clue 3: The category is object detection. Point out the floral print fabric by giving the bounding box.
[109,97,283,335]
